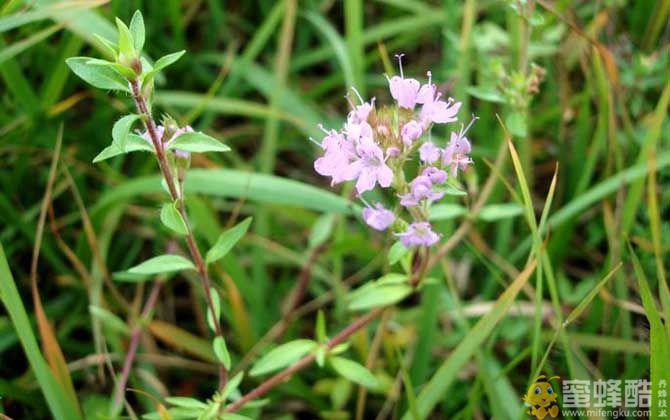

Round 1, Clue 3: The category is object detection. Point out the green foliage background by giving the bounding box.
[0,0,668,418]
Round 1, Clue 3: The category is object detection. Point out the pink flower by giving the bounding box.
[362,203,395,231]
[345,120,374,143]
[421,96,461,125]
[443,126,474,177]
[347,99,375,124]
[422,166,447,184]
[386,54,421,109]
[401,120,423,146]
[416,71,436,105]
[419,142,441,164]
[314,128,356,185]
[396,222,441,247]
[399,175,444,207]
[345,137,394,194]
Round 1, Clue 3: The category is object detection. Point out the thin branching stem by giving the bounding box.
[129,79,228,387]
[226,307,384,413]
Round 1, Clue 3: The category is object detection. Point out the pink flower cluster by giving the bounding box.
[313,55,474,248]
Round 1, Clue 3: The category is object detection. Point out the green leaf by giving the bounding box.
[89,306,129,335]
[95,169,360,215]
[160,202,188,235]
[309,213,335,249]
[250,339,317,376]
[92,134,154,163]
[348,283,412,311]
[429,204,467,221]
[165,396,208,410]
[66,57,129,92]
[92,33,118,58]
[329,356,378,388]
[223,414,254,420]
[129,10,145,52]
[213,336,231,370]
[478,203,524,222]
[221,371,244,402]
[112,114,140,149]
[206,217,252,264]
[143,50,185,83]
[115,17,135,58]
[466,85,506,103]
[388,241,409,266]
[316,310,327,343]
[206,287,221,333]
[166,131,230,153]
[85,58,135,79]
[376,273,408,286]
[127,254,195,275]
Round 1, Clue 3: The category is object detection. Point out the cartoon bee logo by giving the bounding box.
[522,375,560,419]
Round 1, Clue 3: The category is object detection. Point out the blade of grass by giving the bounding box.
[29,126,81,416]
[628,244,670,420]
[0,24,62,65]
[402,260,536,420]
[344,0,365,94]
[0,243,82,420]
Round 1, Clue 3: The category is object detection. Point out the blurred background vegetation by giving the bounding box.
[0,0,669,418]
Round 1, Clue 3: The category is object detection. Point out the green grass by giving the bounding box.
[1,1,668,419]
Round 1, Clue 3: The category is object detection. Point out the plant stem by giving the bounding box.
[225,308,384,413]
[129,79,228,387]
[112,280,163,412]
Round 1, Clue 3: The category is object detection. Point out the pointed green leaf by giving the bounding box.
[160,202,188,235]
[127,254,194,275]
[92,33,118,58]
[478,203,524,222]
[221,371,244,402]
[250,339,317,376]
[129,10,145,52]
[348,283,412,311]
[206,287,221,333]
[329,356,378,388]
[213,336,231,370]
[309,213,335,249]
[112,114,140,149]
[89,305,128,335]
[85,58,135,79]
[165,396,207,410]
[206,217,252,264]
[166,131,230,153]
[316,310,327,343]
[143,50,185,83]
[66,57,129,92]
[388,241,409,266]
[92,134,154,163]
[115,17,135,58]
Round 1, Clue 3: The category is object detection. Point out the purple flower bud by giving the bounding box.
[175,149,191,160]
[386,147,401,158]
[422,166,447,184]
[399,175,444,207]
[362,203,395,231]
[396,222,441,247]
[419,142,441,164]
[401,120,423,146]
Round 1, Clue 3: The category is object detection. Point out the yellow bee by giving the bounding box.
[522,375,560,419]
